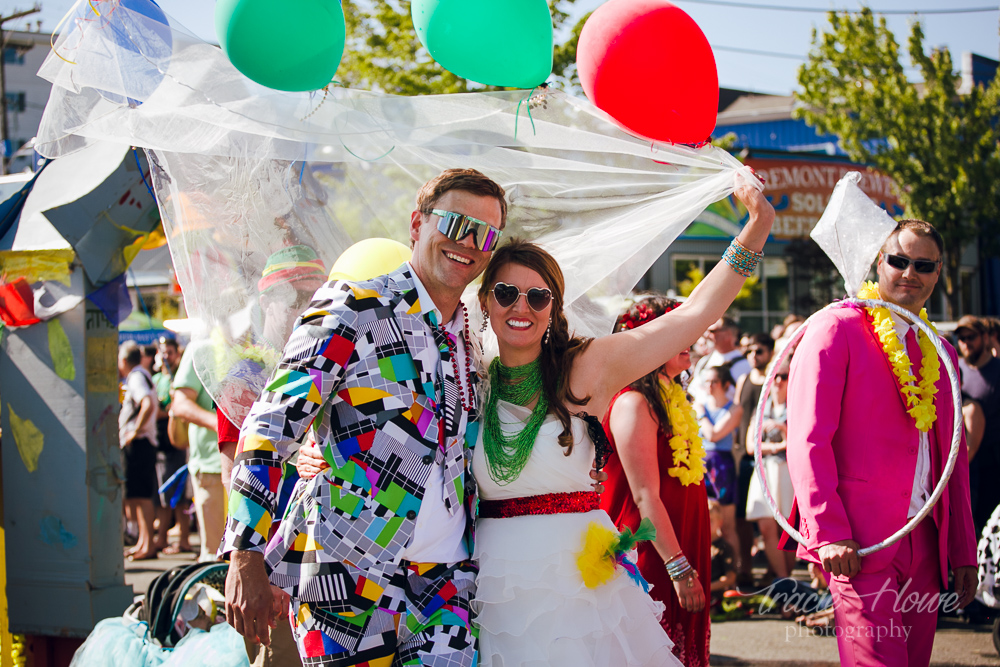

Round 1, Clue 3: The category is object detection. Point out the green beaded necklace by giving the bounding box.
[483,356,549,485]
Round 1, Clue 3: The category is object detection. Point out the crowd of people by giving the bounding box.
[118,337,194,562]
[111,168,996,667]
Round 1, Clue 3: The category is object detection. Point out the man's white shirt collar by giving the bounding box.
[407,262,460,330]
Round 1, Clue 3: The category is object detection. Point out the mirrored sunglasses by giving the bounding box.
[491,282,552,311]
[884,253,940,274]
[431,209,503,252]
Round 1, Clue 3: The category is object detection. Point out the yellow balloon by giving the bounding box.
[329,238,412,282]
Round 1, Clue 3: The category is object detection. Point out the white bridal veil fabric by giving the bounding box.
[35,0,759,426]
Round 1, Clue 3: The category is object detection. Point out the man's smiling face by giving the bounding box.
[410,189,502,296]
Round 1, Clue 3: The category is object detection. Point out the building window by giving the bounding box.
[671,254,790,334]
[960,267,975,317]
[2,48,25,65]
[4,92,26,113]
[673,255,719,291]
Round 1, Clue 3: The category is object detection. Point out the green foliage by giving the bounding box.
[679,265,761,308]
[794,9,1000,317]
[551,11,590,92]
[712,132,740,153]
[678,266,704,298]
[338,1,581,96]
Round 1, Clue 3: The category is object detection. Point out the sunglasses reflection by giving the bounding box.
[432,209,503,252]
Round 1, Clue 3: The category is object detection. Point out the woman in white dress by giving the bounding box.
[744,355,796,579]
[471,179,772,666]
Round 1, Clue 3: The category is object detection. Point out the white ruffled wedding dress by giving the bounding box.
[472,400,682,667]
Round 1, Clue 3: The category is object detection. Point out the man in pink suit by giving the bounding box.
[786,219,978,666]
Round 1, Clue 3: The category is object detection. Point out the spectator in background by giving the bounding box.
[119,341,159,561]
[733,332,775,587]
[689,317,749,403]
[774,313,805,357]
[963,396,985,463]
[696,364,742,558]
[152,337,192,555]
[984,316,1000,357]
[744,355,796,581]
[171,341,223,563]
[216,246,325,667]
[218,245,327,491]
[687,335,712,383]
[738,333,753,356]
[141,344,157,374]
[955,315,1000,535]
[708,498,737,606]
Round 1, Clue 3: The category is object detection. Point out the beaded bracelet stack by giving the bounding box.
[665,553,694,581]
[722,237,764,277]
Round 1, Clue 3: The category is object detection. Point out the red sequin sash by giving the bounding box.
[477,491,600,519]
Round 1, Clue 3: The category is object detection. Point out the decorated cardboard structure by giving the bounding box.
[0,141,159,636]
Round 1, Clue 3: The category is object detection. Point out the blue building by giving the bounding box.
[643,53,999,330]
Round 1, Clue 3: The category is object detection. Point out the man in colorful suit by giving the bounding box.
[786,219,978,667]
[223,169,506,667]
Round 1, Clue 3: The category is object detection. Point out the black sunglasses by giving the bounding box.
[491,282,553,311]
[884,253,940,274]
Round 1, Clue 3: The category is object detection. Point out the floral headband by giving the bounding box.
[618,300,680,331]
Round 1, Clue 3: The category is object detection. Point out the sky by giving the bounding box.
[4,0,999,95]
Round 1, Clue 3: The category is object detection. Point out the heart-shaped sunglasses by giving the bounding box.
[491,282,553,311]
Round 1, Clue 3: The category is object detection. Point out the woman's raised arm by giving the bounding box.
[571,176,774,415]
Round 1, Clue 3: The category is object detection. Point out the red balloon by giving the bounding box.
[577,0,719,144]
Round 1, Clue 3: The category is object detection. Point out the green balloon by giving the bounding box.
[411,0,553,88]
[216,0,345,92]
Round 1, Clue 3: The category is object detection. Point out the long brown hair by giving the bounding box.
[617,296,681,437]
[478,238,593,454]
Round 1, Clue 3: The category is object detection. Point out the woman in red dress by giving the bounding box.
[602,296,711,667]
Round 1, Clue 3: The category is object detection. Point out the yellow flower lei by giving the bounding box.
[856,281,940,432]
[658,379,707,486]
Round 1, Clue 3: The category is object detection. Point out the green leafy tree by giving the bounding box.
[338,0,581,95]
[794,9,1000,318]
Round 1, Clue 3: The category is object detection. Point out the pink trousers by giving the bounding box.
[828,518,941,667]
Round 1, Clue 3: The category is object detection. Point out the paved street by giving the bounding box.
[125,540,999,667]
[709,616,999,666]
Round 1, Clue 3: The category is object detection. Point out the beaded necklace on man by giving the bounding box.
[483,356,549,485]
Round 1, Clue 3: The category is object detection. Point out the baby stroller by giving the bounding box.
[69,562,249,667]
[977,503,1000,656]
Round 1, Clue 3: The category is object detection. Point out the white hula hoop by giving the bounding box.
[750,298,963,557]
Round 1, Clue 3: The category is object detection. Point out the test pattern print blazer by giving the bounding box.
[221,265,480,624]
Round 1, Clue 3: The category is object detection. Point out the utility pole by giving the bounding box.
[0,5,42,175]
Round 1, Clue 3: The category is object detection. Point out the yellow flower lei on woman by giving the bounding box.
[856,281,940,432]
[658,378,707,485]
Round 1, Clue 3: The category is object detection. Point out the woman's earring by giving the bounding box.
[543,318,551,344]
[480,310,489,333]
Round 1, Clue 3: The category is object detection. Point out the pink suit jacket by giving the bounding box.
[785,304,976,584]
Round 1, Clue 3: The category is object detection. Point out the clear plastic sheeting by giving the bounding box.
[809,171,898,297]
[36,0,756,427]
